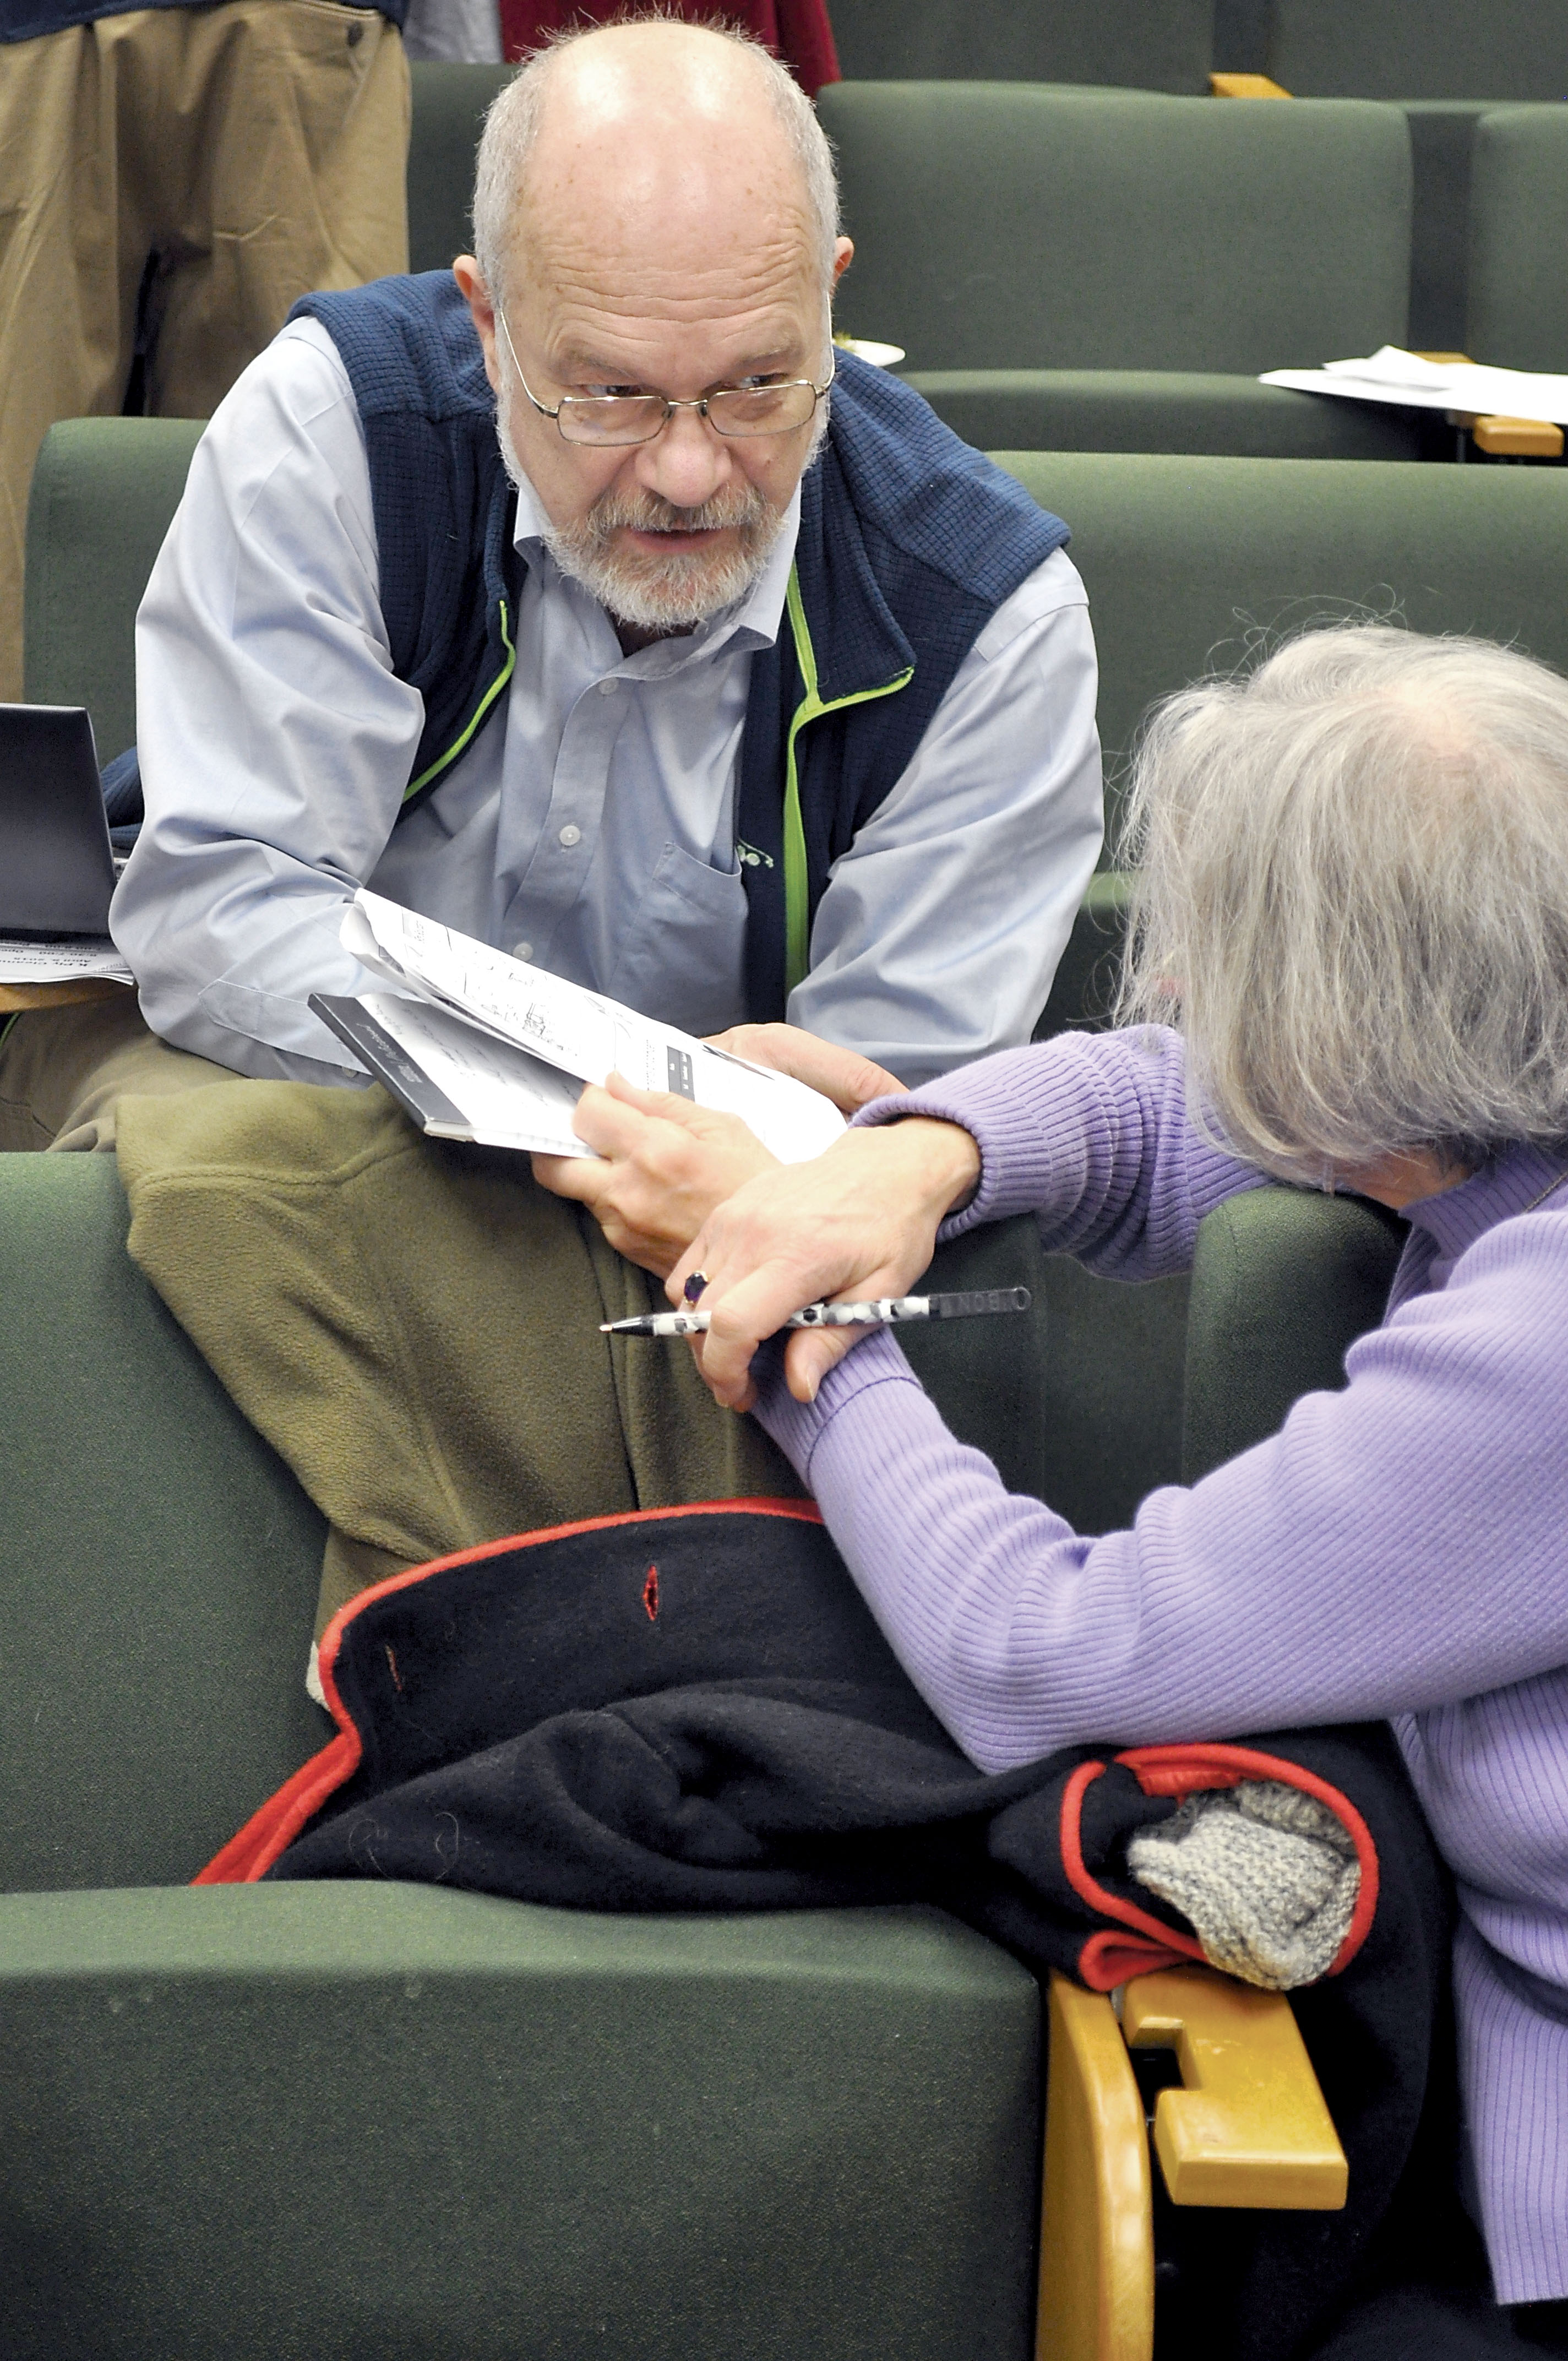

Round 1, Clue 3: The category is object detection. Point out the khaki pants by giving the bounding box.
[116,1078,804,1638]
[0,0,411,698]
[0,992,239,1150]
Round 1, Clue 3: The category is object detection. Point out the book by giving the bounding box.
[309,889,846,1165]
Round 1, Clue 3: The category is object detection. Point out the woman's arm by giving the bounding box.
[749,1216,1568,1771]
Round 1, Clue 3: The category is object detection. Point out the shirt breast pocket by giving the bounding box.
[606,841,749,1036]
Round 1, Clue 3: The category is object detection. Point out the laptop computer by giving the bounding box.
[0,704,119,938]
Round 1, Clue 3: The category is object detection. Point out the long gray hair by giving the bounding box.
[471,14,841,309]
[1117,623,1568,1180]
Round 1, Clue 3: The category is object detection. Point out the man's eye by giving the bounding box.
[734,376,789,392]
[582,385,649,401]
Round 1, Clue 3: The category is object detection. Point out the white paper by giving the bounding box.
[1261,346,1568,426]
[0,937,134,985]
[342,891,846,1164]
[360,991,594,1156]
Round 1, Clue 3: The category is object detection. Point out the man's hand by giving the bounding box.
[533,1073,777,1277]
[705,1023,907,1116]
[669,1117,983,1411]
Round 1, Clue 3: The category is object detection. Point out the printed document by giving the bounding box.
[326,890,846,1164]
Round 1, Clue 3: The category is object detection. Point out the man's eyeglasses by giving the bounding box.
[495,302,832,448]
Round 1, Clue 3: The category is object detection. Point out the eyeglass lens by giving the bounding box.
[555,382,820,446]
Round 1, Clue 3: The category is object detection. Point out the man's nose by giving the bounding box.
[634,402,733,510]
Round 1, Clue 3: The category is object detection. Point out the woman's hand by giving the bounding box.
[532,1073,777,1277]
[705,1023,908,1116]
[669,1117,984,1411]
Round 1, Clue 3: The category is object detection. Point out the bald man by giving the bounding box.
[1,15,1101,1156]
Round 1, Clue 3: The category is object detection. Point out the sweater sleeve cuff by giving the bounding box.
[750,1328,926,1486]
[850,1045,1067,1241]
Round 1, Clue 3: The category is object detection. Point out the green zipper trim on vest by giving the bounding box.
[782,565,913,998]
[402,596,518,803]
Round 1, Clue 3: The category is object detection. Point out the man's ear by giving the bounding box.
[831,235,854,295]
[454,255,501,394]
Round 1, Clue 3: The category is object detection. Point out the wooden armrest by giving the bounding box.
[1121,1965,1347,2210]
[1412,361,1564,458]
[1209,73,1291,97]
[1467,415,1564,458]
[1037,1973,1153,2361]
[0,977,130,1013]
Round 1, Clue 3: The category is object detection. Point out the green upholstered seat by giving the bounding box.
[1465,107,1568,373]
[23,416,206,766]
[407,61,514,277]
[1183,1188,1406,1482]
[0,1151,1042,2359]
[0,1887,1038,2360]
[907,369,1443,459]
[1264,0,1568,101]
[818,84,1412,379]
[995,451,1568,851]
[825,2,1214,95]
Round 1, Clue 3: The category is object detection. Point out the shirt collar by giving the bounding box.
[1401,1139,1568,1264]
[510,472,801,665]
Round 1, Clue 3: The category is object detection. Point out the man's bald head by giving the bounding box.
[472,18,840,314]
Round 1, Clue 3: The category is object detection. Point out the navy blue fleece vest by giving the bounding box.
[291,272,1069,1020]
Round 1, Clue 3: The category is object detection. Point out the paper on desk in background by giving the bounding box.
[339,889,846,1164]
[1261,345,1568,424]
[0,937,134,984]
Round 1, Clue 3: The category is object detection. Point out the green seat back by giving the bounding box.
[818,86,1411,371]
[0,1886,1039,2360]
[23,417,205,765]
[1466,106,1568,371]
[1184,1189,1406,1482]
[407,61,514,274]
[906,369,1442,459]
[826,4,1213,93]
[0,1156,326,1888]
[995,451,1568,850]
[1266,0,1568,100]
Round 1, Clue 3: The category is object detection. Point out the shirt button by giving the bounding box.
[510,942,533,963]
[597,678,619,696]
[558,824,582,847]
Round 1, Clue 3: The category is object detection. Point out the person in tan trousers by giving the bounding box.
[0,0,411,705]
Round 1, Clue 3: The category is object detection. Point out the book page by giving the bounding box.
[360,993,594,1156]
[342,891,845,1164]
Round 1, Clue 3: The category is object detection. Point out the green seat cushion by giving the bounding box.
[0,1156,326,1890]
[1267,0,1568,100]
[994,451,1568,846]
[1184,1188,1406,1483]
[1466,107,1568,371]
[819,85,1411,372]
[0,1886,1039,2360]
[907,370,1443,459]
[24,417,206,765]
[407,62,514,275]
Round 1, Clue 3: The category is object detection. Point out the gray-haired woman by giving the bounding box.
[668,625,1568,2341]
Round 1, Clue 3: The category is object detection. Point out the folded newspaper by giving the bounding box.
[311,890,846,1164]
[1260,345,1568,426]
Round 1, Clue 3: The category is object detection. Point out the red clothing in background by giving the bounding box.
[494,0,840,94]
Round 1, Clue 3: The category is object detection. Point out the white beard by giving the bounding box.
[497,404,827,633]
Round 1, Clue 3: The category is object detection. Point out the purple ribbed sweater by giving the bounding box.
[753,1026,1568,2304]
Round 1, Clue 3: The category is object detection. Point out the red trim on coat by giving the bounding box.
[1114,1743,1380,1977]
[1059,1759,1209,1966]
[194,1497,823,1885]
[1076,1928,1195,1992]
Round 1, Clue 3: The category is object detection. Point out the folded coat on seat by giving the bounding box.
[201,1499,1452,2361]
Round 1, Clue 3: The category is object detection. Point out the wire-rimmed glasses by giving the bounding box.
[494,303,832,447]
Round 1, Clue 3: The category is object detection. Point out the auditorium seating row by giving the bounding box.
[824,0,1568,106]
[407,69,1568,462]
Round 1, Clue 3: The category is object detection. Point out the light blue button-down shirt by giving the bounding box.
[113,317,1103,1089]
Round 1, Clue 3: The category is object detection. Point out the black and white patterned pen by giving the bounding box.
[601,1286,1031,1337]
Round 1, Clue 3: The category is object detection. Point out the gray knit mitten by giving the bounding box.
[1126,1779,1360,1990]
